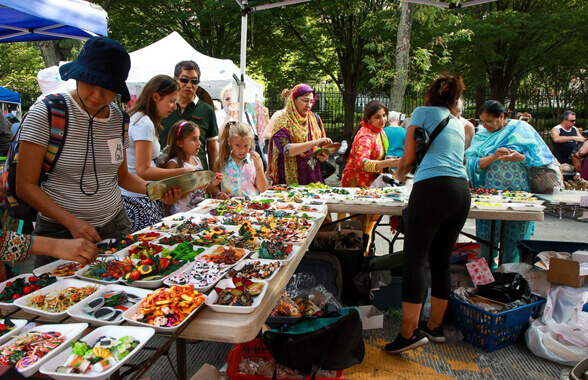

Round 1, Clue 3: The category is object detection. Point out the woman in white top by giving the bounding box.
[122,75,196,232]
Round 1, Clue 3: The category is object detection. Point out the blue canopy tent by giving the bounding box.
[0,86,20,104]
[0,0,107,42]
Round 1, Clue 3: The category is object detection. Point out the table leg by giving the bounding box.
[177,337,187,380]
[498,220,506,267]
[489,220,496,268]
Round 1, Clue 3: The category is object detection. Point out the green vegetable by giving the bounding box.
[70,341,91,357]
[116,336,138,360]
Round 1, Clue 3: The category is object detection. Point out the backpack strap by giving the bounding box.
[120,107,129,143]
[42,94,68,174]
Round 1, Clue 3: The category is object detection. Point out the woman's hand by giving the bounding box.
[49,238,98,265]
[182,167,195,174]
[66,217,101,242]
[160,188,182,205]
[314,137,333,147]
[500,150,526,162]
[316,152,329,162]
[385,157,400,168]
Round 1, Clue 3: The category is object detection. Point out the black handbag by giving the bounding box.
[412,115,451,168]
[263,307,365,377]
[320,160,336,179]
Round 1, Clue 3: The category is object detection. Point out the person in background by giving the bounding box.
[15,37,179,268]
[267,84,332,185]
[386,74,471,354]
[262,88,291,153]
[122,75,195,232]
[383,111,406,161]
[0,113,13,156]
[161,60,219,170]
[5,113,20,136]
[342,102,399,187]
[551,110,585,166]
[456,98,475,150]
[466,100,558,264]
[212,121,268,198]
[516,112,533,125]
[165,121,224,213]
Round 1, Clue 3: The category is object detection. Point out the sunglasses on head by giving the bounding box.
[178,78,200,85]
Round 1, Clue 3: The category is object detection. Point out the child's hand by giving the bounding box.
[250,151,263,169]
[216,192,229,200]
[210,173,224,186]
[160,188,182,205]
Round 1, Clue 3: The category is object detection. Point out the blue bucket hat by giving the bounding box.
[59,37,131,102]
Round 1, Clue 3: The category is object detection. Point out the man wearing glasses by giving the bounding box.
[551,110,585,166]
[161,60,219,170]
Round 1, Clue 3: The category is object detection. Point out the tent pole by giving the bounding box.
[238,0,249,124]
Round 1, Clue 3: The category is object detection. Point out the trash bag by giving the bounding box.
[525,286,588,366]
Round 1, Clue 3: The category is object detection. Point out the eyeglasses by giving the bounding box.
[178,78,200,85]
[568,119,577,123]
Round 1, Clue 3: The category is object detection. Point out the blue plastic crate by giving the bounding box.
[450,294,546,352]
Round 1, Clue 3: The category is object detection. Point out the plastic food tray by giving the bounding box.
[1,323,87,378]
[39,325,155,380]
[122,287,206,332]
[14,279,102,320]
[450,294,546,352]
[250,245,301,266]
[0,273,42,311]
[0,318,28,346]
[33,260,85,280]
[67,284,153,326]
[229,259,282,282]
[205,278,267,314]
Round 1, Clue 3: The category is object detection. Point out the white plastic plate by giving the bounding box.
[0,318,27,346]
[229,259,282,282]
[508,204,546,212]
[14,279,102,320]
[474,202,510,211]
[249,245,301,266]
[39,325,155,380]
[1,322,87,378]
[122,288,206,332]
[75,257,136,285]
[205,278,268,314]
[67,284,153,326]
[33,260,85,280]
[0,273,41,311]
[126,261,191,289]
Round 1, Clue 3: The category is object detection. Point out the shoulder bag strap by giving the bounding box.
[421,115,451,159]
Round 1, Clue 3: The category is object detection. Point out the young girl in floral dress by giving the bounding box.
[213,122,268,198]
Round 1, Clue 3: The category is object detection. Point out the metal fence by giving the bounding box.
[265,85,588,144]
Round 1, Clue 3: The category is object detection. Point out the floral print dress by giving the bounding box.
[341,123,387,187]
[221,153,259,198]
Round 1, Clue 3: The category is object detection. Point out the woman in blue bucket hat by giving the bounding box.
[16,37,180,268]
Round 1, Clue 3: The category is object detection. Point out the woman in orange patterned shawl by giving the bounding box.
[342,101,400,187]
[267,84,333,185]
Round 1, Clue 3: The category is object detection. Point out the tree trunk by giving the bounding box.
[475,85,486,117]
[342,91,356,142]
[35,41,63,68]
[389,2,415,112]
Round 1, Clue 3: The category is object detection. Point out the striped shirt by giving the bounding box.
[19,92,130,227]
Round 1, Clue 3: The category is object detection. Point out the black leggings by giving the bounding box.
[402,176,471,304]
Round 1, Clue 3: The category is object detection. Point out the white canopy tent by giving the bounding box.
[36,31,265,103]
[127,32,264,103]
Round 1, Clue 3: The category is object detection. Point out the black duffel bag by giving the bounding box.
[263,307,365,378]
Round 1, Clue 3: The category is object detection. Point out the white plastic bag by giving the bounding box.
[525,286,588,366]
[526,319,588,366]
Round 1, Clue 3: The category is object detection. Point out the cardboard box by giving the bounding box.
[572,251,588,264]
[314,220,364,251]
[547,258,588,287]
[358,305,384,330]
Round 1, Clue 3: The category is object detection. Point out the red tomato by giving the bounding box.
[11,294,20,299]
[28,277,38,283]
[22,286,31,294]
[5,282,13,287]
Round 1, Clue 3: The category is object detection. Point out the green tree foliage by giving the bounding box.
[436,0,588,103]
[0,43,45,107]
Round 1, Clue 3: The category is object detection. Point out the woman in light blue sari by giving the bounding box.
[465,100,557,267]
